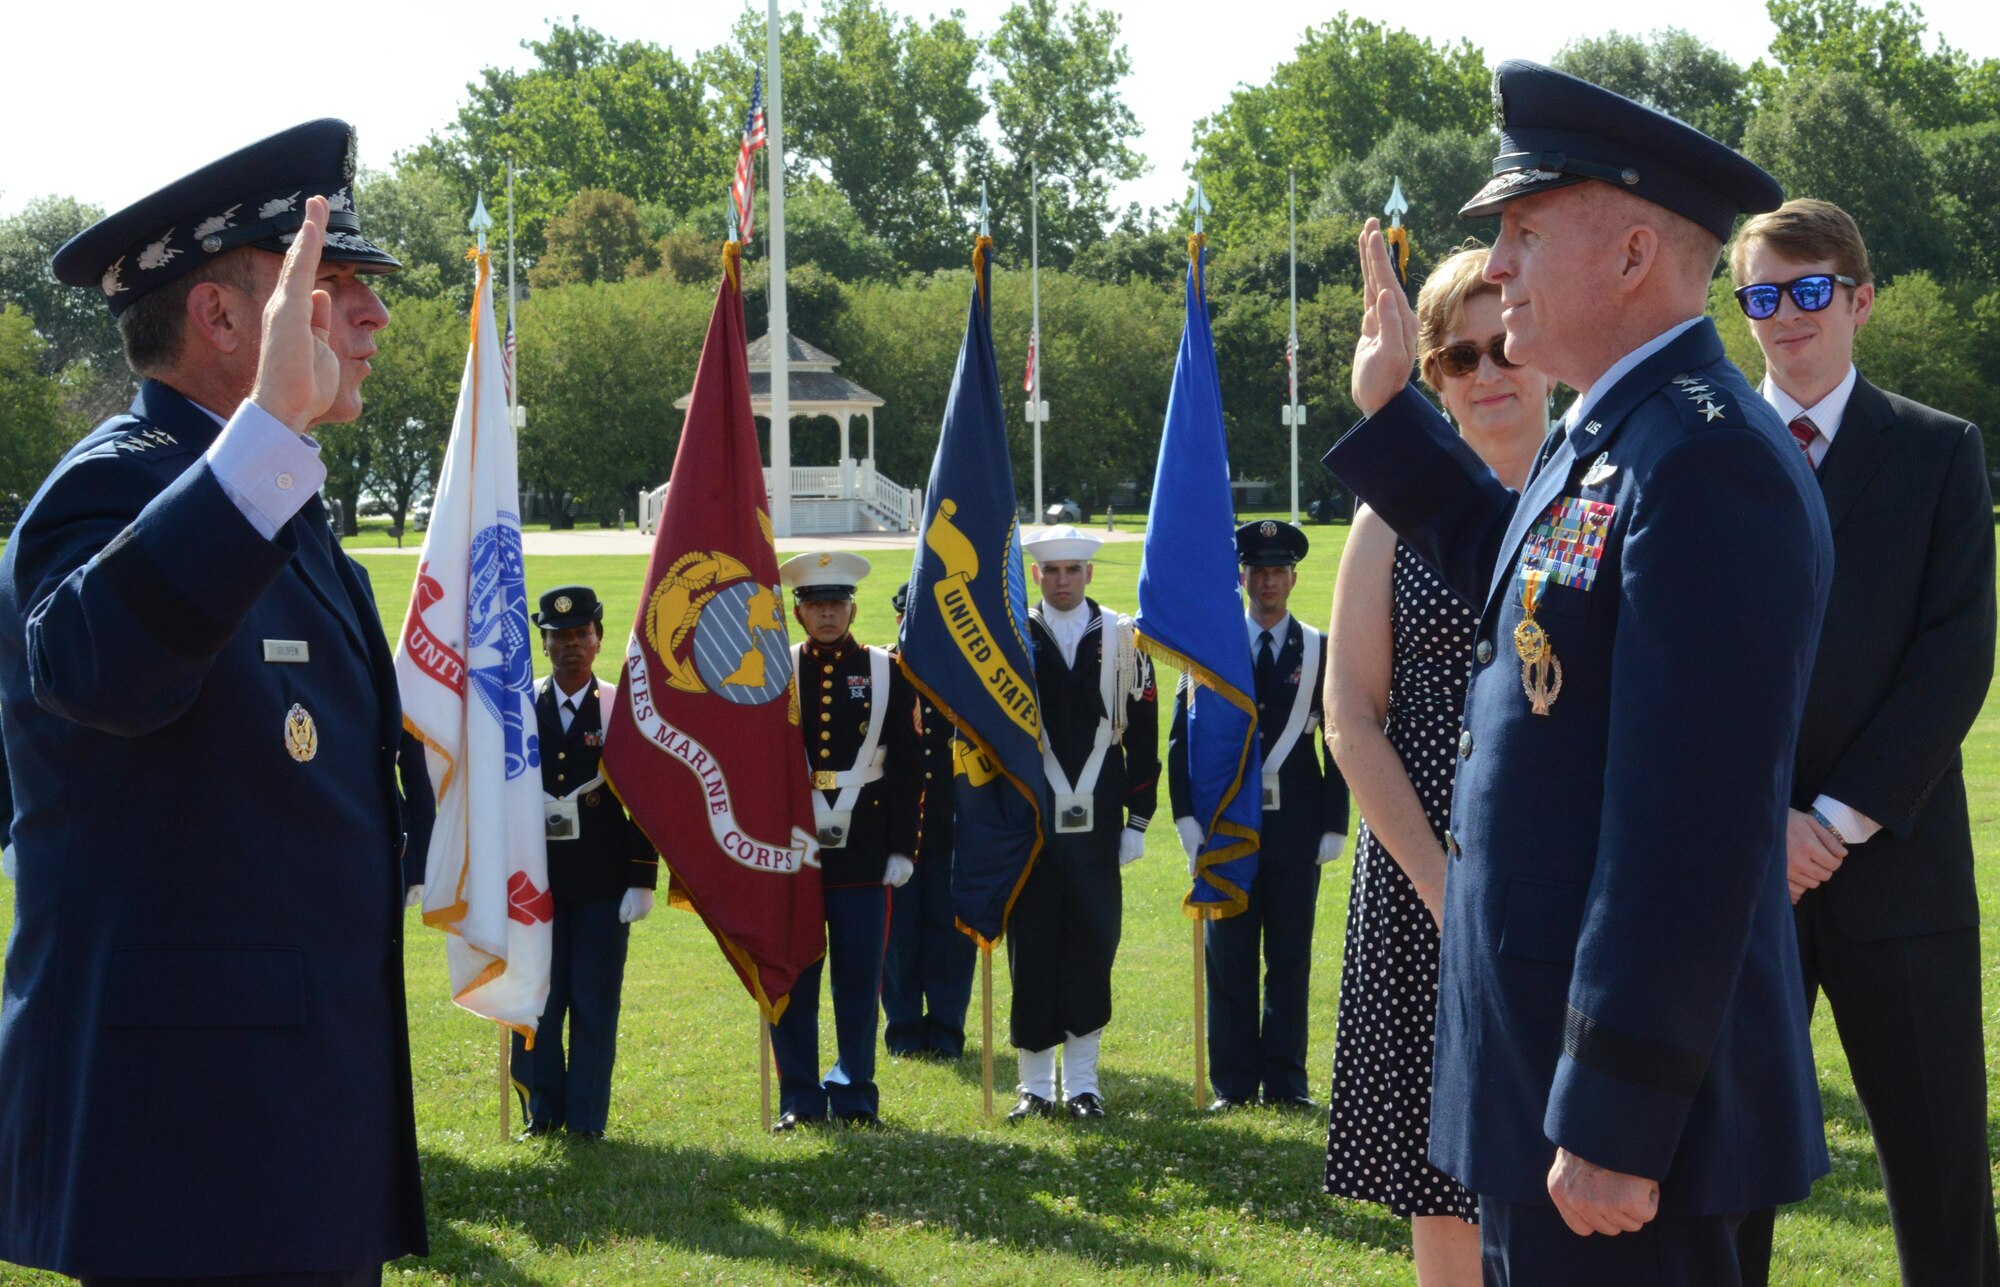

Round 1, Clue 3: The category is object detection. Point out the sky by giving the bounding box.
[5,0,1998,224]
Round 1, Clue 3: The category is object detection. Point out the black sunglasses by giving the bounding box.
[1433,337,1519,378]
[1733,273,1858,320]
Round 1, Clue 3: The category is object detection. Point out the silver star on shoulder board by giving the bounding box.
[1700,402,1725,422]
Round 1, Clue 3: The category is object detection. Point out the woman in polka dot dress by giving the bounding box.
[1322,246,1551,1286]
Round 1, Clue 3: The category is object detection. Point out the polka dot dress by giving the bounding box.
[1324,542,1479,1222]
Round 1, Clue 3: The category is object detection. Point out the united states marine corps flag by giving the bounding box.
[1138,198,1262,920]
[600,240,822,1023]
[900,229,1047,947]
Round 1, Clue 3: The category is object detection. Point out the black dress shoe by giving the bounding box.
[1006,1092,1057,1122]
[1207,1096,1252,1114]
[772,1111,814,1133]
[1066,1092,1106,1120]
[517,1122,556,1140]
[837,1110,883,1129]
[1268,1095,1321,1116]
[569,1128,605,1140]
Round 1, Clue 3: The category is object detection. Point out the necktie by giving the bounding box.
[1256,630,1276,693]
[1788,415,1818,469]
[561,697,578,731]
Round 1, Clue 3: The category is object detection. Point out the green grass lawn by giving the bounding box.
[1,532,1991,1284]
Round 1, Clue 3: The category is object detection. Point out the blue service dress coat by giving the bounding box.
[1323,320,1834,1213]
[0,381,427,1276]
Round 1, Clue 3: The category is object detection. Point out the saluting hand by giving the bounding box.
[1548,1147,1660,1237]
[1351,218,1420,418]
[248,194,340,434]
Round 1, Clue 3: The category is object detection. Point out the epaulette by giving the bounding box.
[1666,373,1741,430]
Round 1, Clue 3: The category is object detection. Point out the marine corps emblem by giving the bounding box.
[284,704,319,762]
[646,551,793,706]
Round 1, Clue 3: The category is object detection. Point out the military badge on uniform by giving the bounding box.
[283,703,318,762]
[1521,496,1617,592]
[1514,569,1563,716]
[553,594,573,614]
[1581,456,1618,488]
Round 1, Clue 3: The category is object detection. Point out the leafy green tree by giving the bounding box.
[1740,72,1946,280]
[1855,272,2000,445]
[1190,14,1490,239]
[985,0,1145,268]
[1071,213,1186,290]
[358,165,480,309]
[348,293,468,542]
[1314,123,1496,271]
[0,195,133,425]
[532,188,658,288]
[1552,28,1751,144]
[1926,122,2000,283]
[409,21,731,262]
[1755,0,1980,130]
[678,180,897,282]
[0,306,75,502]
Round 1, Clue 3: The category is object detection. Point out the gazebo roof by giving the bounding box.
[675,331,884,413]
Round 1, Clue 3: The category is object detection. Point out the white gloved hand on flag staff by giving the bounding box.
[405,884,424,909]
[1317,832,1346,866]
[619,887,654,924]
[882,855,914,888]
[1118,828,1146,867]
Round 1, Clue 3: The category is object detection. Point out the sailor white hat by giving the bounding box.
[780,550,872,600]
[1022,525,1102,565]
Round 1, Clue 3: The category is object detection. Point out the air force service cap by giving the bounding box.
[1461,61,1784,242]
[1236,519,1309,568]
[53,119,402,315]
[1022,525,1101,565]
[533,586,605,631]
[781,552,871,602]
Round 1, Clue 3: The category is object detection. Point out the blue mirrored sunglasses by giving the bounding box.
[1733,273,1859,320]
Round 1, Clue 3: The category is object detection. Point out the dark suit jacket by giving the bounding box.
[1326,321,1832,1212]
[0,381,426,1275]
[1792,374,1995,940]
[536,676,659,905]
[1168,615,1350,861]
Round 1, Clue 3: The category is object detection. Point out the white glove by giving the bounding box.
[882,855,914,887]
[404,884,424,908]
[1,846,14,880]
[619,887,655,924]
[1175,817,1203,878]
[1118,828,1146,866]
[1316,832,1346,866]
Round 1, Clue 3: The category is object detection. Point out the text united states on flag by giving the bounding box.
[732,72,768,245]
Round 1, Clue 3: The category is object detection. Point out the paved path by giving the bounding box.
[363,526,1146,556]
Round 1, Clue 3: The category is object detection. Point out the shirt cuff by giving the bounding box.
[204,401,326,540]
[1812,795,1881,845]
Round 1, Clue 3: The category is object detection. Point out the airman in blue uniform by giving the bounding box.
[0,122,427,1283]
[1325,63,1833,1284]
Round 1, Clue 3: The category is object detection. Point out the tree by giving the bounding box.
[1190,15,1489,239]
[985,0,1145,268]
[0,195,133,426]
[1926,122,2000,284]
[532,189,657,288]
[1314,123,1496,271]
[0,306,74,503]
[409,21,732,262]
[1755,0,1980,130]
[1740,72,1946,280]
[1552,29,1751,145]
[358,165,481,309]
[352,294,466,543]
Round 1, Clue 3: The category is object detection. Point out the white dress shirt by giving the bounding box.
[197,399,327,541]
[1246,611,1294,652]
[1040,598,1091,669]
[1760,363,1877,844]
[554,677,595,733]
[1762,363,1858,470]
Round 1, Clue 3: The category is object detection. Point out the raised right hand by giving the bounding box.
[248,194,340,433]
[1351,218,1420,418]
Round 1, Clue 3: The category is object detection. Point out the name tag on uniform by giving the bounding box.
[544,798,579,841]
[263,639,310,663]
[1054,793,1094,834]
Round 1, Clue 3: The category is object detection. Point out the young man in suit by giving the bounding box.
[1171,519,1348,1114]
[511,585,660,1141]
[1731,199,1998,1287]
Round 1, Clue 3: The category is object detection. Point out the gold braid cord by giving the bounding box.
[1383,226,1411,282]
[972,235,994,306]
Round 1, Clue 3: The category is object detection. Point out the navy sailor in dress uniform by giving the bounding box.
[509,586,660,1140]
[0,122,429,1282]
[881,581,978,1059]
[1172,520,1349,1114]
[770,553,920,1128]
[1324,63,1833,1283]
[1007,526,1159,1122]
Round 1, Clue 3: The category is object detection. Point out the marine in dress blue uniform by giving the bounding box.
[0,122,427,1282]
[769,553,920,1128]
[1324,64,1833,1284]
[881,581,977,1060]
[508,586,660,1140]
[1170,520,1349,1112]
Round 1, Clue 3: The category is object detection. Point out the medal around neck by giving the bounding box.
[1514,569,1563,716]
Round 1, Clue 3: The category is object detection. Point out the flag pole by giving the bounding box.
[759,1012,773,1132]
[506,157,518,428]
[499,1028,512,1141]
[766,0,793,539]
[1028,157,1044,524]
[982,946,995,1117]
[1286,169,1300,524]
[1193,919,1208,1108]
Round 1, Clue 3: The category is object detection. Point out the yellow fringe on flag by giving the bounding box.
[1135,630,1257,921]
[1383,226,1411,283]
[723,239,742,289]
[972,235,995,306]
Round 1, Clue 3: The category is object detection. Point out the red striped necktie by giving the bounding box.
[1788,416,1818,469]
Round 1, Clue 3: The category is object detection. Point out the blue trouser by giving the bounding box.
[1206,845,1321,1101]
[510,896,630,1133]
[882,820,976,1058]
[770,884,889,1119]
[1482,1196,1744,1286]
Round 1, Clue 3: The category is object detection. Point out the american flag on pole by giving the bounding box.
[1022,325,1038,393]
[732,71,768,246]
[502,311,517,402]
[1286,330,1298,403]
[396,245,552,1039]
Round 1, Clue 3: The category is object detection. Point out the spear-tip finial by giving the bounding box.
[470,193,494,252]
[979,181,990,238]
[728,202,741,245]
[1384,177,1409,229]
[1189,180,1213,235]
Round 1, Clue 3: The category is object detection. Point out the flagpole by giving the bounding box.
[1286,169,1300,524]
[500,1029,512,1141]
[760,1013,773,1133]
[1028,157,1044,524]
[506,157,518,428]
[981,946,994,1117]
[1193,920,1208,1108]
[766,0,793,539]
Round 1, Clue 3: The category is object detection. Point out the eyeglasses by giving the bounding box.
[1732,274,1858,320]
[1433,337,1519,378]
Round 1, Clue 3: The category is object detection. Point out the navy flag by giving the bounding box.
[1137,235,1261,919]
[899,236,1047,945]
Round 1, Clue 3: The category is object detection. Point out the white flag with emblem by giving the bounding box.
[394,245,552,1038]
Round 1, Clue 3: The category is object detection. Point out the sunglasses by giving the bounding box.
[1433,337,1520,378]
[1732,273,1858,320]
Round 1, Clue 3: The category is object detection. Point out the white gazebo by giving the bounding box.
[652,332,918,536]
